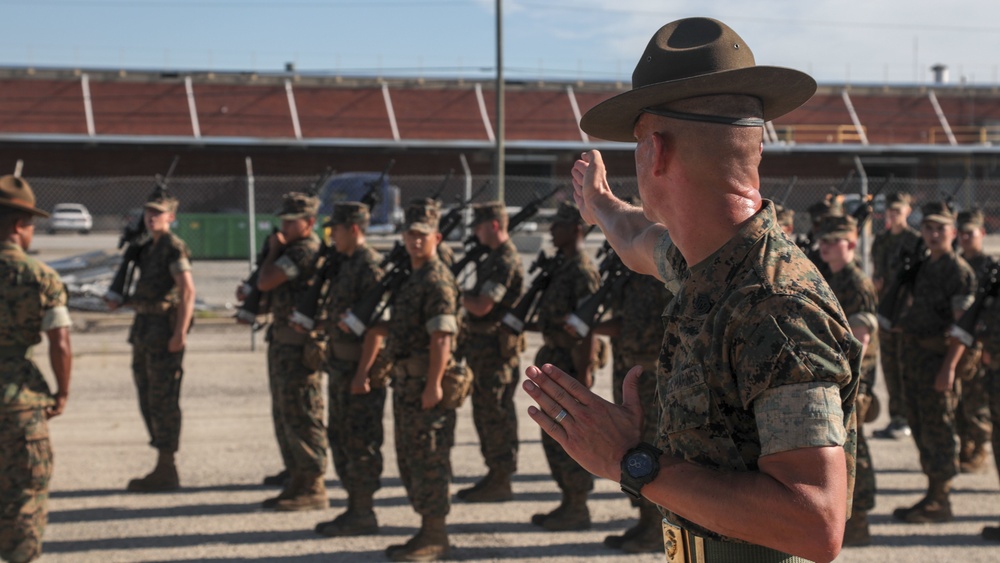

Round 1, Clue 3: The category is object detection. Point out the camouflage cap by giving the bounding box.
[144,186,179,214]
[551,200,585,226]
[277,192,319,220]
[807,194,844,219]
[775,206,795,229]
[920,201,956,225]
[0,175,48,218]
[886,192,913,210]
[957,208,985,232]
[404,197,440,234]
[817,214,858,241]
[470,201,507,227]
[327,201,370,227]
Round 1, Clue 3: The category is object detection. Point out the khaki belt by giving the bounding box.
[662,519,810,563]
[0,345,30,359]
[132,301,173,315]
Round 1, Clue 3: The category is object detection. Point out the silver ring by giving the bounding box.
[554,409,568,424]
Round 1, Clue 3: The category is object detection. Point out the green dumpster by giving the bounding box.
[173,213,279,260]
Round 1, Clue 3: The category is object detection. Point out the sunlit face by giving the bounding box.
[959,226,985,254]
[885,205,910,230]
[633,115,660,223]
[144,207,174,235]
[473,220,492,246]
[403,229,440,262]
[920,221,955,253]
[549,220,577,249]
[330,223,357,253]
[280,216,314,242]
[819,236,852,267]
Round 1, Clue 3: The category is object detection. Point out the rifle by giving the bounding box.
[451,184,562,277]
[105,156,179,305]
[500,251,565,334]
[565,242,632,338]
[852,174,893,233]
[876,237,927,330]
[235,227,279,328]
[949,258,1000,347]
[289,160,395,330]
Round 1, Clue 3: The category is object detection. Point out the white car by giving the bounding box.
[48,203,93,234]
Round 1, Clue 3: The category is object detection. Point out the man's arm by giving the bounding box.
[571,150,666,279]
[423,331,452,410]
[352,324,386,395]
[45,326,72,419]
[462,293,495,317]
[523,364,847,563]
[256,232,288,291]
[170,270,195,353]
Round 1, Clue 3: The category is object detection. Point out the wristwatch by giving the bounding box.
[620,442,663,499]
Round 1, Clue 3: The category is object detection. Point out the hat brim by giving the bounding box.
[278,212,313,220]
[144,202,175,213]
[0,200,49,218]
[405,223,435,234]
[922,214,954,225]
[580,66,816,142]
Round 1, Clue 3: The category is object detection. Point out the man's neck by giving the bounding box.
[667,191,761,267]
[889,223,907,235]
[558,241,580,257]
[963,246,983,258]
[490,231,509,250]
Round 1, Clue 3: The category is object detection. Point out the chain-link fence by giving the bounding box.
[26,173,1000,312]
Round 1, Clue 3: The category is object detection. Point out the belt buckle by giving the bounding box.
[662,519,686,563]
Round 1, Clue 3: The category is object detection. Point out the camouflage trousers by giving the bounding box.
[536,344,593,495]
[879,329,907,421]
[989,366,1000,483]
[0,408,51,563]
[901,335,958,480]
[392,363,456,518]
[612,353,660,511]
[326,356,385,497]
[956,364,992,452]
[465,333,520,475]
[267,342,328,475]
[853,365,877,512]
[129,314,184,453]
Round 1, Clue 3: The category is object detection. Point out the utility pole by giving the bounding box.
[495,0,505,202]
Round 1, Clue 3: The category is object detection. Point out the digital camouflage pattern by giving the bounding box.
[654,201,861,542]
[976,283,1000,479]
[823,261,879,515]
[897,251,976,481]
[323,243,385,496]
[460,238,525,474]
[266,233,326,476]
[0,242,68,563]
[387,255,459,517]
[956,252,992,455]
[129,233,191,309]
[533,250,599,496]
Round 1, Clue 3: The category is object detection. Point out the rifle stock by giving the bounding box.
[949,258,1000,347]
[565,244,631,338]
[501,251,563,334]
[876,238,927,330]
[235,227,278,328]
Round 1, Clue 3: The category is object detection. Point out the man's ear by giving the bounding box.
[434,231,444,245]
[650,131,672,177]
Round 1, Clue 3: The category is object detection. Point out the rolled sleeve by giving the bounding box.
[272,255,300,280]
[41,306,72,331]
[654,231,682,294]
[848,311,878,334]
[480,280,508,303]
[426,314,458,335]
[168,256,193,277]
[952,294,975,315]
[754,382,847,456]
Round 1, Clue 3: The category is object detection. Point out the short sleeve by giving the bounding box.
[273,255,300,280]
[754,382,847,456]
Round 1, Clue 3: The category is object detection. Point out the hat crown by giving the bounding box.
[921,201,955,223]
[635,18,754,89]
[330,201,370,226]
[552,200,584,225]
[404,198,440,232]
[471,201,506,226]
[0,175,36,208]
[278,192,319,218]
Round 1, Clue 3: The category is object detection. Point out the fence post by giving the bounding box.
[246,157,257,352]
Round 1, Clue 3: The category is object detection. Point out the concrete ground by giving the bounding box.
[24,232,1000,562]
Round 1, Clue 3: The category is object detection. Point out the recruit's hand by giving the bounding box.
[934,364,955,393]
[46,392,68,419]
[168,333,186,353]
[350,371,371,395]
[422,382,443,410]
[571,150,615,227]
[103,298,120,312]
[523,363,644,480]
[235,283,249,302]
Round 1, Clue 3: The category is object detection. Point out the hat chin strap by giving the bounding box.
[642,107,764,127]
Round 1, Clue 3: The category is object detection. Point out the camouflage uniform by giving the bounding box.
[129,232,191,454]
[323,242,385,500]
[976,294,1000,492]
[871,221,922,426]
[956,250,992,467]
[387,255,460,518]
[460,237,524,477]
[534,249,600,498]
[653,201,860,550]
[895,248,975,483]
[266,232,327,478]
[0,241,71,563]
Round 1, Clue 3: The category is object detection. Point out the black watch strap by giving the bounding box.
[620,442,663,500]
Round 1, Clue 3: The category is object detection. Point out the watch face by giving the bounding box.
[626,451,655,478]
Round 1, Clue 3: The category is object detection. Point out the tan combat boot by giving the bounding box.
[315,493,379,536]
[262,471,300,509]
[385,515,450,562]
[842,510,871,547]
[960,443,990,474]
[620,503,666,553]
[127,450,180,493]
[458,469,513,503]
[531,491,591,531]
[274,472,328,512]
[898,478,953,523]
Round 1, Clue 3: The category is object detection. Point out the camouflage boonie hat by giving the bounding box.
[0,175,48,218]
[921,201,955,225]
[470,201,507,227]
[957,208,984,232]
[327,201,370,227]
[404,198,440,234]
[552,200,585,226]
[277,192,319,219]
[886,192,913,210]
[144,186,179,214]
[817,214,857,241]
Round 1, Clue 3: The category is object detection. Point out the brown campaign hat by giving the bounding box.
[957,208,984,231]
[327,201,370,227]
[144,186,179,214]
[886,192,913,210]
[580,17,816,142]
[404,198,440,234]
[0,175,48,217]
[277,192,319,220]
[921,201,956,225]
[470,201,507,227]
[551,200,586,226]
[817,215,857,241]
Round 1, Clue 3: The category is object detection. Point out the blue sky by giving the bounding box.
[3,0,999,85]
